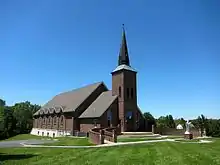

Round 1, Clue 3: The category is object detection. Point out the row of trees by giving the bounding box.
[143,112,220,137]
[0,99,41,139]
[1,97,220,138]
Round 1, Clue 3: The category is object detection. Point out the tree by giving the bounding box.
[0,99,5,107]
[167,115,175,128]
[205,119,220,137]
[174,118,186,128]
[143,112,156,125]
[12,101,41,133]
[157,116,168,128]
[0,106,15,138]
[0,106,4,132]
[156,115,175,128]
[191,114,208,136]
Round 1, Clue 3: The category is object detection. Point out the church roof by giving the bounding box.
[112,64,137,73]
[79,91,117,118]
[118,24,130,66]
[33,82,105,116]
[112,25,136,74]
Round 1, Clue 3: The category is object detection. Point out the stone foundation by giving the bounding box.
[30,128,71,137]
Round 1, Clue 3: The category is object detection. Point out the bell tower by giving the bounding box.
[111,25,138,132]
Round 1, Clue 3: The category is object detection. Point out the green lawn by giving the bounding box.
[43,137,93,146]
[1,134,93,146]
[174,139,201,142]
[1,134,45,141]
[0,137,219,165]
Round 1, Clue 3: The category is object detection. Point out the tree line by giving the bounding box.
[0,99,41,140]
[143,112,220,137]
[1,97,220,139]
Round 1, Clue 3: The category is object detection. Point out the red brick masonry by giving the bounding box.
[89,127,118,145]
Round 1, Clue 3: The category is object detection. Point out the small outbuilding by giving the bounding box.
[176,124,183,130]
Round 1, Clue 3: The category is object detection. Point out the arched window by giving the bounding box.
[39,117,42,127]
[107,110,112,127]
[126,111,133,120]
[48,116,52,125]
[131,88,134,99]
[43,117,46,124]
[60,115,64,125]
[54,116,57,125]
[127,88,129,99]
[119,86,121,97]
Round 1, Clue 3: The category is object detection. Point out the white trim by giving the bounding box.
[112,64,137,73]
[30,128,71,137]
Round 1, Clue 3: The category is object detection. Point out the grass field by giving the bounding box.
[1,134,93,146]
[43,137,93,146]
[0,135,219,165]
[1,134,44,141]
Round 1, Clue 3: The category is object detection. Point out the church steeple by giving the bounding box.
[118,24,130,66]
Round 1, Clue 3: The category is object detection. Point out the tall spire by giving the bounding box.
[118,24,130,66]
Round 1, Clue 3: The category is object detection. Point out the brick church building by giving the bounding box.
[31,26,146,137]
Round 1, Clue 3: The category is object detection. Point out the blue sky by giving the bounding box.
[0,0,219,119]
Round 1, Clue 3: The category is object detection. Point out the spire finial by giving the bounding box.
[122,24,125,32]
[118,24,130,66]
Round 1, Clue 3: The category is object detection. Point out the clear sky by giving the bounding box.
[0,0,219,119]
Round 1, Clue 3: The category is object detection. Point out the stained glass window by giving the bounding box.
[126,111,133,120]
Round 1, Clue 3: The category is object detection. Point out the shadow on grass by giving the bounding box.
[0,153,36,162]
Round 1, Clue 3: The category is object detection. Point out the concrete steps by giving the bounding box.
[121,132,154,135]
[119,132,161,138]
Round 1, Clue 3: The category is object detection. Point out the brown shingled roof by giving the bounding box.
[33,82,105,116]
[79,90,117,118]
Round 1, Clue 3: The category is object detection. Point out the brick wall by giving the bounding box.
[103,128,117,142]
[89,127,118,145]
[89,128,104,145]
[155,127,201,137]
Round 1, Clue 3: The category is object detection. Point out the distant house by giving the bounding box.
[31,27,147,137]
[176,124,183,130]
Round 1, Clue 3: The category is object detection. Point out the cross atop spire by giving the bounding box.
[118,24,130,66]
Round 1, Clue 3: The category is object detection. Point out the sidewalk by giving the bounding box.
[21,139,170,148]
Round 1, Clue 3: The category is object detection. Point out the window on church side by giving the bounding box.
[60,116,64,125]
[54,116,57,125]
[126,111,133,120]
[107,110,112,127]
[127,88,129,99]
[131,88,134,99]
[119,86,121,97]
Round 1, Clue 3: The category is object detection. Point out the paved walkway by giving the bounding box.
[22,139,171,148]
[0,137,213,149]
[0,139,55,148]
